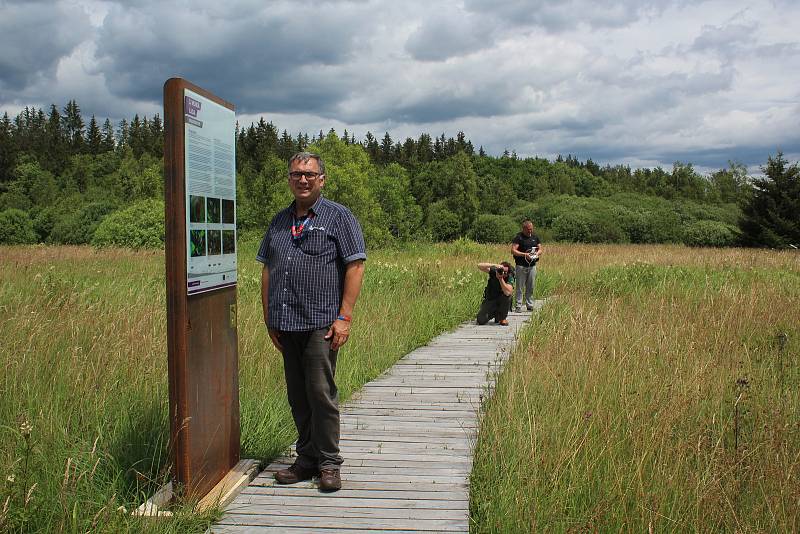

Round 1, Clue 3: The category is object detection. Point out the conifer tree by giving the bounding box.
[400,137,416,167]
[44,105,66,173]
[13,109,29,154]
[445,136,456,157]
[0,112,16,183]
[31,108,47,158]
[128,115,142,156]
[740,151,800,247]
[417,133,433,163]
[101,118,115,152]
[433,135,443,160]
[278,129,295,161]
[363,132,379,161]
[86,115,103,154]
[380,132,393,164]
[149,114,163,157]
[117,119,129,150]
[62,100,85,154]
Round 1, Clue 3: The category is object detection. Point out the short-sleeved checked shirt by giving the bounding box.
[256,195,367,332]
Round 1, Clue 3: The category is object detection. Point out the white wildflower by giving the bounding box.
[19,420,32,437]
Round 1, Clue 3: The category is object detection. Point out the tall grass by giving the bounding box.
[471,244,800,532]
[0,239,523,532]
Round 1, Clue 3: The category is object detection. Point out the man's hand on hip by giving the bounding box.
[325,319,351,351]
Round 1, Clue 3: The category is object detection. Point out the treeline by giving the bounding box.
[0,101,797,249]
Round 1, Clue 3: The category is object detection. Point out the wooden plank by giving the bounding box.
[228,500,469,519]
[196,459,260,512]
[216,515,469,531]
[356,390,486,397]
[338,433,476,441]
[212,525,439,534]
[339,426,477,436]
[340,424,477,432]
[341,413,479,423]
[341,419,478,428]
[368,377,491,384]
[256,462,471,478]
[248,479,469,492]
[240,486,468,501]
[336,446,471,456]
[224,507,466,521]
[262,456,473,469]
[341,410,478,418]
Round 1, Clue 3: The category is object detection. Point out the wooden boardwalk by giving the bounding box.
[212,303,540,533]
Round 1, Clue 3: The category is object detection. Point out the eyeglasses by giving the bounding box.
[289,171,323,181]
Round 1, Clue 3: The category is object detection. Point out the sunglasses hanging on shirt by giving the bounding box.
[291,214,314,241]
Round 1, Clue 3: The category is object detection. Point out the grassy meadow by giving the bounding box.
[471,244,800,532]
[1,240,797,532]
[0,238,515,532]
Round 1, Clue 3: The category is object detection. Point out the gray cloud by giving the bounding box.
[463,0,668,31]
[0,0,798,174]
[0,2,91,94]
[93,1,359,113]
[405,14,496,61]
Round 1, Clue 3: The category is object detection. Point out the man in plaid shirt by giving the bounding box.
[257,152,366,492]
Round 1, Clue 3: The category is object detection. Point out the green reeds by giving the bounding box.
[471,244,800,532]
[1,240,512,532]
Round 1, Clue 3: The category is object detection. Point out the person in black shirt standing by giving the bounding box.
[511,219,542,312]
[476,261,514,326]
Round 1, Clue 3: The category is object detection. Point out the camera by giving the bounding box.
[490,266,508,278]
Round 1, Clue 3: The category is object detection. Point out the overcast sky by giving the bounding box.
[1,0,798,173]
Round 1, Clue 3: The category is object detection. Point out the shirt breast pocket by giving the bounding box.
[299,230,330,256]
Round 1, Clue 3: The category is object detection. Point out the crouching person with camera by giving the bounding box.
[476,262,515,326]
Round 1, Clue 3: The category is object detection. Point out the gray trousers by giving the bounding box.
[515,264,536,309]
[280,328,342,471]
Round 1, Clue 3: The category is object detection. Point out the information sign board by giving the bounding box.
[183,90,237,294]
[164,78,240,500]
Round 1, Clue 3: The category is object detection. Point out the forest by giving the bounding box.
[0,100,797,249]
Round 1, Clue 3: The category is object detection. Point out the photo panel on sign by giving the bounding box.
[222,199,235,224]
[222,230,236,254]
[190,229,207,257]
[190,195,206,223]
[208,230,222,256]
[207,197,221,224]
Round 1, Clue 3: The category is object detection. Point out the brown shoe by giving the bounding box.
[318,468,341,492]
[274,463,318,484]
[497,319,509,326]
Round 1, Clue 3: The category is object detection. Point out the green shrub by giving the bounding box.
[438,237,486,257]
[32,206,57,242]
[0,209,37,244]
[468,214,518,243]
[551,209,626,243]
[674,199,741,226]
[49,201,120,245]
[590,216,628,243]
[552,211,592,242]
[425,201,462,241]
[92,199,165,249]
[683,220,740,247]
